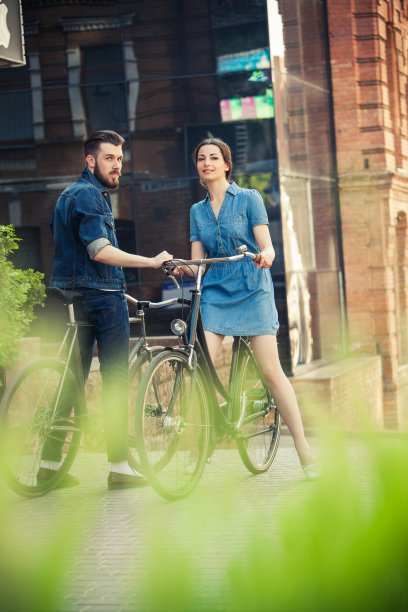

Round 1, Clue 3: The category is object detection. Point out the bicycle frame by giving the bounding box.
[162,247,262,437]
[127,295,180,364]
[47,291,182,431]
[132,248,279,499]
[192,325,254,435]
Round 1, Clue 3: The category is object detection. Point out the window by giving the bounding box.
[0,65,33,140]
[9,227,43,272]
[82,45,127,132]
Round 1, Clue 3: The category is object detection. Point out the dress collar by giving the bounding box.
[227,181,239,195]
[204,181,239,201]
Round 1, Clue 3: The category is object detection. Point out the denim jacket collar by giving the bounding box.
[82,166,105,191]
[81,167,113,210]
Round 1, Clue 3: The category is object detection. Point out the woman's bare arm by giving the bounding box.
[252,225,275,268]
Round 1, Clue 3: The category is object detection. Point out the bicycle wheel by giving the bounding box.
[128,346,164,472]
[135,350,210,500]
[0,358,83,497]
[234,347,281,473]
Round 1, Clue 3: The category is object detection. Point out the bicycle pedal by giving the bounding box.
[245,388,266,400]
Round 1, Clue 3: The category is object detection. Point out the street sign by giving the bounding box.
[0,0,25,68]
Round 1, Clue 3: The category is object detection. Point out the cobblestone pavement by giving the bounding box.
[1,432,372,611]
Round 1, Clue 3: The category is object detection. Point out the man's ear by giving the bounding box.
[86,154,96,171]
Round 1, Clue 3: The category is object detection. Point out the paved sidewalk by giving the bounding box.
[1,433,371,611]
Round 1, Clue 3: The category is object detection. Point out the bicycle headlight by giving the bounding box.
[171,319,187,336]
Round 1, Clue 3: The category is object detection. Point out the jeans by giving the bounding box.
[42,289,130,464]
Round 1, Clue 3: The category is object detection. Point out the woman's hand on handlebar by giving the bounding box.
[162,260,200,277]
[254,247,275,269]
[171,265,184,276]
[168,264,196,277]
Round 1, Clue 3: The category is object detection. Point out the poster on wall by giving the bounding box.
[0,0,25,67]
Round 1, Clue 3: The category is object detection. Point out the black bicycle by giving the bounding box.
[134,245,281,500]
[0,288,182,497]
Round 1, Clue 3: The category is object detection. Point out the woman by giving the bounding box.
[185,137,318,480]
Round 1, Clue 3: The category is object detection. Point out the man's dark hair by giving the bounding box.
[84,130,125,158]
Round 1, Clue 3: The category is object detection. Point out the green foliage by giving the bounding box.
[0,225,45,373]
[136,430,408,612]
[225,433,408,611]
[1,430,408,609]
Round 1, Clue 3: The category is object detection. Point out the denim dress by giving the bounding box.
[190,182,279,336]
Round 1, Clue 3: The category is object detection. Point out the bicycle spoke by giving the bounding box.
[0,359,83,496]
[128,347,164,473]
[136,352,210,500]
[234,348,281,473]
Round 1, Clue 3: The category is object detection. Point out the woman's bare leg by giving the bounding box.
[250,334,316,467]
[204,330,225,365]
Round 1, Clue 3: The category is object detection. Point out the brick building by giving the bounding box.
[1,0,408,429]
[325,0,408,428]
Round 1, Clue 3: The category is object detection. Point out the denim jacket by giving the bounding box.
[50,167,126,291]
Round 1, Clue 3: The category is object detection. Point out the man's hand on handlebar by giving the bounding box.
[151,251,173,268]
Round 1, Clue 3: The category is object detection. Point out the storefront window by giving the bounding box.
[268,0,346,369]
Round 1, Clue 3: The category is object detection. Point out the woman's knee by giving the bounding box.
[260,363,286,389]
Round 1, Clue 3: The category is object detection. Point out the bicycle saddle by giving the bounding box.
[46,287,84,304]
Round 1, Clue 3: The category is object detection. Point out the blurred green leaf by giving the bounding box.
[0,225,45,378]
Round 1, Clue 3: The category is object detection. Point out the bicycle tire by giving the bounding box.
[234,347,281,473]
[135,350,211,500]
[0,357,83,497]
[128,346,164,473]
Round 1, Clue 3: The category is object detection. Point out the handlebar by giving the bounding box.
[162,245,261,271]
[161,245,262,291]
[126,295,181,309]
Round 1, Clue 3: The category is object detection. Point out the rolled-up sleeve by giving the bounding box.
[87,237,110,259]
[248,190,269,227]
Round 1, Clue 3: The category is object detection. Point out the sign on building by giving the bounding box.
[0,0,25,68]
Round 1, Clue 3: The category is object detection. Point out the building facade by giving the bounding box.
[1,0,408,428]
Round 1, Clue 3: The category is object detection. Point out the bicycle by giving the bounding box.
[0,287,183,497]
[134,245,281,500]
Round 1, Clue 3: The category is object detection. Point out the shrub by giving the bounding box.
[0,225,45,378]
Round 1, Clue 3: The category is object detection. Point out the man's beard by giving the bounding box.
[94,161,120,190]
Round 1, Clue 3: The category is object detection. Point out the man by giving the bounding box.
[43,130,172,490]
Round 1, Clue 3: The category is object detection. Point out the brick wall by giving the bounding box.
[292,355,383,430]
[327,0,408,428]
